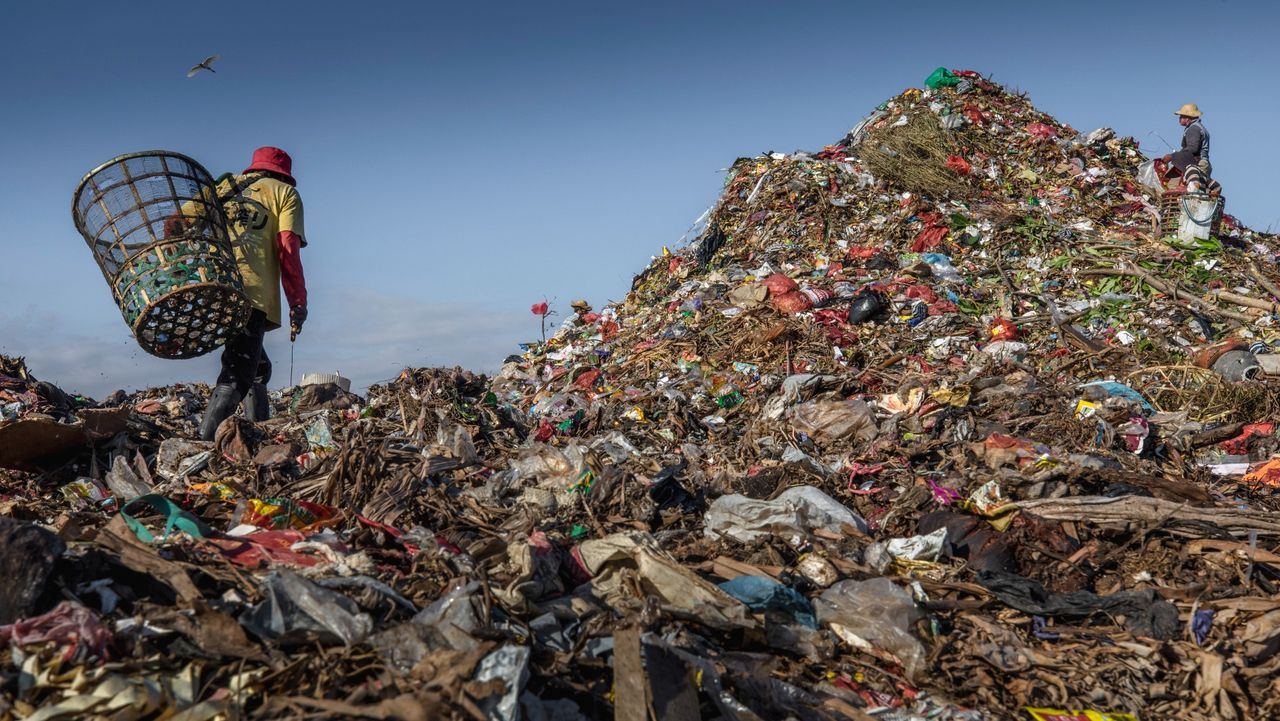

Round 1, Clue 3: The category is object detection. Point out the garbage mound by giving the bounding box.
[5,69,1280,721]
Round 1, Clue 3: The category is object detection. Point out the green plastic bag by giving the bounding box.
[925,67,960,90]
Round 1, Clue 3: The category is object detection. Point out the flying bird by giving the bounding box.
[186,54,220,77]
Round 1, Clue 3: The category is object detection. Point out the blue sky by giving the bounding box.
[2,0,1277,396]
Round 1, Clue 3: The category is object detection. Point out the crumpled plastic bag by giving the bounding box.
[719,576,817,628]
[435,410,478,465]
[412,580,484,652]
[864,527,948,571]
[104,455,151,501]
[491,531,565,611]
[1136,159,1164,194]
[704,485,868,543]
[977,569,1180,640]
[475,645,531,721]
[0,601,112,663]
[727,282,768,309]
[240,570,372,647]
[573,531,750,628]
[370,580,486,675]
[789,400,878,442]
[155,438,212,482]
[814,578,926,682]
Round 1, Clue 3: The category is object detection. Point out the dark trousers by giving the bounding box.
[217,309,273,397]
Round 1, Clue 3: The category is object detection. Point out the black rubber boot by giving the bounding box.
[243,383,270,422]
[199,384,240,441]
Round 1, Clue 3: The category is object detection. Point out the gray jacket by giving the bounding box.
[1171,119,1211,174]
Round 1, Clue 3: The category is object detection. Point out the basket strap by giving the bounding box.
[217,172,269,204]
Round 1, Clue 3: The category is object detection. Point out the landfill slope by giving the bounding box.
[3,70,1280,721]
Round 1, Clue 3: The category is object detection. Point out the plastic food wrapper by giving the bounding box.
[864,527,947,571]
[475,645,531,721]
[1244,459,1280,487]
[968,480,1015,517]
[704,485,868,543]
[789,399,879,442]
[719,575,817,628]
[814,578,926,682]
[304,416,337,450]
[1025,709,1139,721]
[61,477,111,507]
[240,569,372,647]
[241,497,340,531]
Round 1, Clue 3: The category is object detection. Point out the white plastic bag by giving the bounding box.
[704,485,868,543]
[1136,159,1164,194]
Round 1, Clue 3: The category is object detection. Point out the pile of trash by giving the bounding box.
[4,69,1280,721]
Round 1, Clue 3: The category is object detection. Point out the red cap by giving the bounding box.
[244,146,296,186]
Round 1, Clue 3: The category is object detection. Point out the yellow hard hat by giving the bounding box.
[570,299,590,310]
[1174,103,1202,118]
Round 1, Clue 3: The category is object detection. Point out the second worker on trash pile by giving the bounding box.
[1162,103,1219,195]
[198,147,309,440]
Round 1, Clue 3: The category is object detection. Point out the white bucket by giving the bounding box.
[1177,194,1220,242]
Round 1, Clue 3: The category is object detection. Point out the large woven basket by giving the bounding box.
[72,151,250,359]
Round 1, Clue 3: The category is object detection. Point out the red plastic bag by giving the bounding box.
[911,226,948,253]
[762,273,799,295]
[990,319,1020,341]
[1026,123,1058,139]
[946,155,972,175]
[772,291,813,314]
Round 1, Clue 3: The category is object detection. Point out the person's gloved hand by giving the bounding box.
[290,304,308,341]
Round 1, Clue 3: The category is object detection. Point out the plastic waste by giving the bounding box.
[814,578,926,682]
[704,485,868,543]
[1211,349,1260,382]
[304,417,337,450]
[982,340,1029,363]
[61,477,111,508]
[435,411,479,465]
[977,569,1179,640]
[240,570,373,647]
[789,400,878,442]
[796,555,839,588]
[924,66,960,89]
[719,576,817,628]
[921,253,963,283]
[864,528,947,571]
[1080,381,1156,414]
[104,455,151,501]
[780,373,840,404]
[410,580,484,652]
[847,288,886,323]
[121,494,215,542]
[1258,354,1280,376]
[1136,159,1164,194]
[475,645,531,721]
[155,439,212,482]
